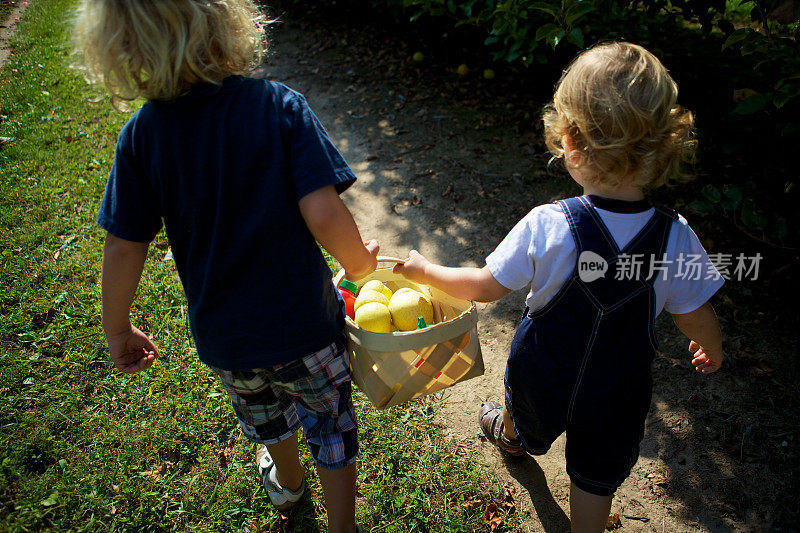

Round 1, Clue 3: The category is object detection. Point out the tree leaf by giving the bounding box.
[773,218,788,240]
[535,23,560,42]
[689,200,715,215]
[741,201,767,230]
[548,28,565,48]
[565,3,595,25]
[701,184,722,203]
[732,93,770,114]
[722,184,743,209]
[567,28,584,48]
[529,2,559,18]
[722,27,752,50]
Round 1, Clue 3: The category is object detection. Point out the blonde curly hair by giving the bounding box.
[542,42,696,190]
[73,0,267,106]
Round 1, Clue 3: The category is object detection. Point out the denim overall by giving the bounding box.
[505,195,677,496]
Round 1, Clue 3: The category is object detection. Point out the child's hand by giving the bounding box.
[345,239,380,281]
[364,238,380,264]
[393,250,430,284]
[106,325,159,374]
[689,340,723,374]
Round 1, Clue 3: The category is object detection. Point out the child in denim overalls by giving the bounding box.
[394,42,724,532]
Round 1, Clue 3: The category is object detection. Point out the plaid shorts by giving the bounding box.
[210,334,358,469]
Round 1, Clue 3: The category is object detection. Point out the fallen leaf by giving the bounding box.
[140,462,172,481]
[218,449,228,470]
[501,500,516,514]
[459,499,482,511]
[606,512,622,530]
[501,484,516,503]
[483,503,503,531]
[32,308,57,328]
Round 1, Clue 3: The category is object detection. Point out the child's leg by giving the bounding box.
[569,482,613,533]
[316,462,357,533]
[265,431,304,491]
[284,336,358,531]
[502,405,516,441]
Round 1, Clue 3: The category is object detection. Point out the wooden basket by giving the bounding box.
[333,257,484,409]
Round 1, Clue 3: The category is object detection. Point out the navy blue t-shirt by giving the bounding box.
[97,76,355,370]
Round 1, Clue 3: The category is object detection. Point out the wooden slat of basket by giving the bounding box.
[345,307,477,351]
[376,330,477,407]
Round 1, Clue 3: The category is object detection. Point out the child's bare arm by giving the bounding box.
[393,250,512,302]
[101,233,159,373]
[298,185,379,281]
[671,301,723,374]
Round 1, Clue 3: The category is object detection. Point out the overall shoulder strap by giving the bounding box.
[557,196,618,259]
[622,205,678,285]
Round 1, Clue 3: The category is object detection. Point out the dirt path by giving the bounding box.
[0,0,30,67]
[257,13,798,533]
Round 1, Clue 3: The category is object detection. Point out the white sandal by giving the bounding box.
[256,444,306,512]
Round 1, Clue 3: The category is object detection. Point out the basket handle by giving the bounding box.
[377,256,406,264]
[333,256,406,287]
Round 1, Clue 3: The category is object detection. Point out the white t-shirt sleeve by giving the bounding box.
[486,210,537,291]
[662,216,725,315]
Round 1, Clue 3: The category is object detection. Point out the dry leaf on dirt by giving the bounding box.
[500,484,516,513]
[606,512,622,530]
[483,502,503,531]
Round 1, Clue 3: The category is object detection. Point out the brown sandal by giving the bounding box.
[479,400,526,456]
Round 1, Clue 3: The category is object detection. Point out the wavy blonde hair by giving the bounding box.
[73,0,266,106]
[542,42,696,189]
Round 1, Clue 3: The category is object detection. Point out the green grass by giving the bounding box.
[0,0,514,531]
[0,2,16,25]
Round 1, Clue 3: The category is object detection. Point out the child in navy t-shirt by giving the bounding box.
[75,1,374,530]
[394,42,724,532]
